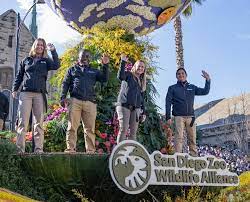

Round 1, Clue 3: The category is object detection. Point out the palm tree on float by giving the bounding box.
[174,0,205,69]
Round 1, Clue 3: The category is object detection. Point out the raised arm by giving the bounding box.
[46,43,60,70]
[195,70,211,95]
[96,53,109,82]
[117,54,129,81]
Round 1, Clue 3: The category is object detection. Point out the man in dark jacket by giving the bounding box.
[165,68,210,156]
[61,49,109,153]
[0,89,9,131]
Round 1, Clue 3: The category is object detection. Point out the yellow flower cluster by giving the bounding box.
[126,5,156,21]
[93,15,143,35]
[97,11,106,18]
[84,28,144,65]
[97,0,126,12]
[132,0,145,5]
[51,27,158,86]
[0,188,38,202]
[79,3,98,22]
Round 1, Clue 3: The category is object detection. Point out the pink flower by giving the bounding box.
[104,141,111,148]
[109,136,116,145]
[98,148,104,154]
[99,133,107,139]
[95,140,100,146]
[114,128,119,136]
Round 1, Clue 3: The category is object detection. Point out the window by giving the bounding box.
[8,35,13,48]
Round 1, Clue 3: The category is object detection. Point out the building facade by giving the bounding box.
[195,93,250,154]
[0,9,35,90]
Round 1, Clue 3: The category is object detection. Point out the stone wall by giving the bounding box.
[0,9,34,90]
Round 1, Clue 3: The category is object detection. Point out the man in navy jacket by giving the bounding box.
[61,49,109,153]
[165,68,210,156]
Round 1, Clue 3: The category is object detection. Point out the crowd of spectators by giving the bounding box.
[198,144,249,174]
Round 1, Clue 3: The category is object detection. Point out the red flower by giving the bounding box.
[25,132,32,141]
[99,133,107,139]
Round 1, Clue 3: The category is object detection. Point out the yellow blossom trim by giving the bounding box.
[79,3,98,22]
[149,0,181,9]
[138,25,155,36]
[97,0,126,12]
[132,0,145,5]
[92,15,143,35]
[97,11,106,18]
[126,5,156,21]
[138,27,150,35]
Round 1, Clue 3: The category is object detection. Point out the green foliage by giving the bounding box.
[0,138,44,201]
[44,119,67,152]
[138,80,166,153]
[0,131,16,140]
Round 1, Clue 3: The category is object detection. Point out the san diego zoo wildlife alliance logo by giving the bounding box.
[109,140,239,195]
[109,140,151,194]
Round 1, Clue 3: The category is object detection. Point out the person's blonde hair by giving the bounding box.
[131,60,147,92]
[29,38,48,58]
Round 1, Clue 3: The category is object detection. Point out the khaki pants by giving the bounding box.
[16,92,45,153]
[116,106,141,143]
[174,116,197,156]
[66,98,97,152]
[0,119,3,131]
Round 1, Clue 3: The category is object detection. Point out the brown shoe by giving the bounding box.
[64,149,76,153]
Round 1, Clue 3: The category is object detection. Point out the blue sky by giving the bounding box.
[1,0,250,112]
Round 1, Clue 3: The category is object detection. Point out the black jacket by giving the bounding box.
[116,60,145,111]
[61,64,109,102]
[12,50,60,93]
[0,92,9,120]
[166,80,210,120]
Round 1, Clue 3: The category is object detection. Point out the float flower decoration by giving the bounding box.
[44,0,191,35]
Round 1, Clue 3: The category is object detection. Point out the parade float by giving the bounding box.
[0,0,249,201]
